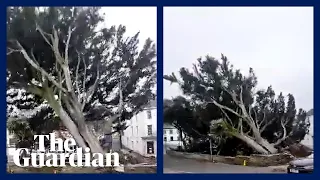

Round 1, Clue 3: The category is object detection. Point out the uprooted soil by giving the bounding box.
[7,149,156,174]
[7,164,156,174]
[118,149,156,164]
[7,163,122,174]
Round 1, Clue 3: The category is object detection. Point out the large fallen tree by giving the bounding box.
[164,55,309,154]
[7,7,156,154]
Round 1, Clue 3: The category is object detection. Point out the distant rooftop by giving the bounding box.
[163,123,175,129]
[142,99,156,109]
[307,109,314,116]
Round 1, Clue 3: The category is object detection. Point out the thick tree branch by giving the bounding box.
[65,26,76,63]
[52,27,74,93]
[81,63,100,111]
[8,41,68,93]
[273,117,290,146]
[220,108,234,127]
[75,51,81,99]
[260,117,276,133]
[82,55,87,98]
[210,100,243,118]
[35,23,54,50]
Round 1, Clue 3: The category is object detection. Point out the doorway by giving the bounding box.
[146,141,154,154]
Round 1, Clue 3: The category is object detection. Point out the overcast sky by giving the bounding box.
[99,7,157,48]
[99,7,157,95]
[163,7,313,111]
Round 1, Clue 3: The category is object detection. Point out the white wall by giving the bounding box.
[7,129,16,158]
[122,107,157,156]
[7,129,14,147]
[164,127,180,141]
[301,115,314,149]
[163,124,183,150]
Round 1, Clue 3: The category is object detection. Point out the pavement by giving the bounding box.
[164,155,285,174]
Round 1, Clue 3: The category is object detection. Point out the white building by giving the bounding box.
[121,100,157,157]
[301,110,314,149]
[7,129,16,157]
[7,129,14,147]
[163,123,183,153]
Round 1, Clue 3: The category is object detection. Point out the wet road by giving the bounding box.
[164,155,284,174]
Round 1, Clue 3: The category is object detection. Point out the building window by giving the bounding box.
[170,136,174,141]
[147,110,152,119]
[177,135,181,141]
[164,137,167,141]
[147,125,152,135]
[169,129,173,134]
[164,130,166,134]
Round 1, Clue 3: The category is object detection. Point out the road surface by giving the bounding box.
[164,155,284,173]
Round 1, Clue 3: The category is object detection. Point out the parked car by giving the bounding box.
[287,154,313,173]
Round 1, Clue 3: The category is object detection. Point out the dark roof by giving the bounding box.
[163,123,174,129]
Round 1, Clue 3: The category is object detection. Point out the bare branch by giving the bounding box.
[273,117,288,146]
[260,117,276,133]
[223,88,239,104]
[81,63,100,110]
[258,109,267,129]
[7,47,20,55]
[12,40,68,93]
[118,77,124,113]
[82,54,87,97]
[52,27,63,61]
[238,86,255,124]
[75,51,81,99]
[55,61,63,103]
[249,106,259,129]
[35,23,54,49]
[210,100,243,118]
[117,78,124,134]
[239,85,244,105]
[220,108,234,127]
[253,107,258,123]
[35,25,75,95]
[51,26,74,93]
[65,26,76,62]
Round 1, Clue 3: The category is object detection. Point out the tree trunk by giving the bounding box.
[258,138,278,154]
[234,133,278,154]
[77,123,104,154]
[56,106,88,149]
[178,128,187,150]
[46,93,104,154]
[240,118,278,154]
[65,105,105,154]
[60,111,104,154]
